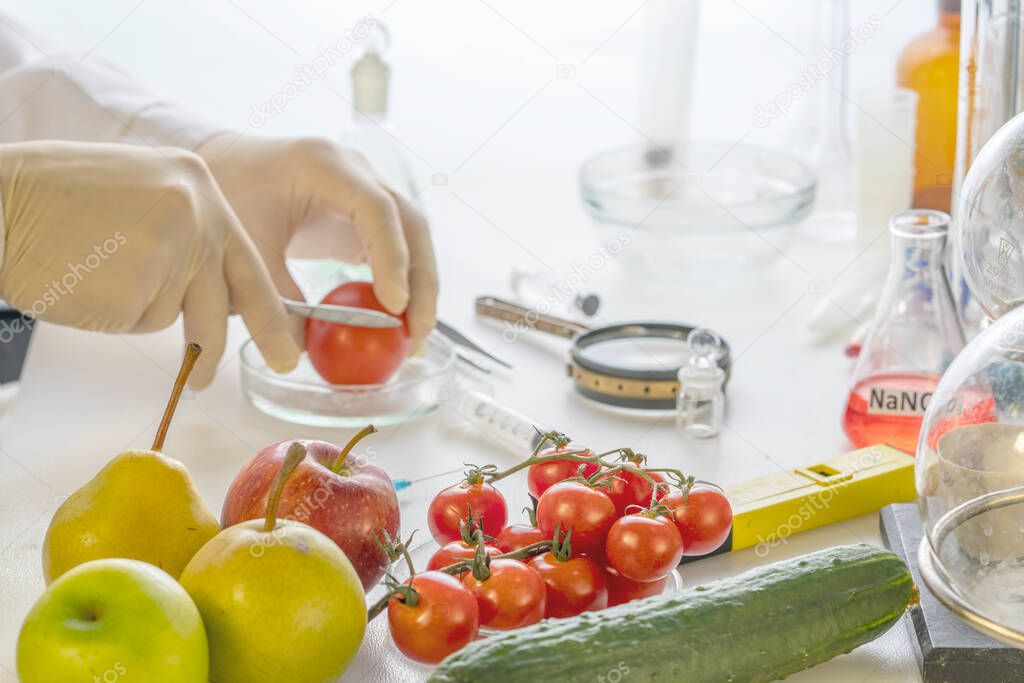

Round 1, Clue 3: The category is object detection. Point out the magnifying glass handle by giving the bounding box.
[475,296,589,339]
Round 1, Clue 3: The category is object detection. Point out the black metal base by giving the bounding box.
[880,504,1024,683]
[0,307,33,383]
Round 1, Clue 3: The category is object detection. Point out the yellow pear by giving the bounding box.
[179,443,366,683]
[42,343,219,583]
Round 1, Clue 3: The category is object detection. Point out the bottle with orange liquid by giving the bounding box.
[843,210,965,454]
[896,0,960,212]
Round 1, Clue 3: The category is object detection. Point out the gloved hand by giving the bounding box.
[196,134,438,351]
[0,140,300,387]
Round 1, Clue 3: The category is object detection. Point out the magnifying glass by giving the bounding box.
[475,296,731,410]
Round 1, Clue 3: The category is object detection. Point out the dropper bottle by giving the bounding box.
[340,22,418,201]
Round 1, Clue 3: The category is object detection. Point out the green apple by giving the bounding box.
[17,558,208,683]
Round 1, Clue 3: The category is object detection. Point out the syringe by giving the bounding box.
[393,390,547,494]
[449,388,546,456]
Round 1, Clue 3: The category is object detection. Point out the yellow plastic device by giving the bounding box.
[725,445,916,554]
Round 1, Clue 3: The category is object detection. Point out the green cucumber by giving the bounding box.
[429,544,914,683]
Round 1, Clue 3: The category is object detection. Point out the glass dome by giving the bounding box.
[956,110,1024,320]
[918,109,1024,646]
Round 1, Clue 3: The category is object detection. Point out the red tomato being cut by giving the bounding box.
[305,281,411,385]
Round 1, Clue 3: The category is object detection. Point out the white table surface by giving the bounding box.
[0,0,934,680]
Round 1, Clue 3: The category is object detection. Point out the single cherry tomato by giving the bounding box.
[605,513,684,582]
[428,480,508,544]
[427,541,500,573]
[662,487,733,556]
[462,559,547,630]
[596,469,667,517]
[305,281,411,385]
[528,551,608,618]
[536,481,616,554]
[605,565,670,607]
[495,523,547,553]
[527,447,600,498]
[387,571,479,664]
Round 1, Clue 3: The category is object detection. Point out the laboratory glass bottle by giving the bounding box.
[843,210,965,453]
[340,23,418,201]
[676,329,726,439]
[896,0,960,212]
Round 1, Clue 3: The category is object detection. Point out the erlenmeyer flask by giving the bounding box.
[842,210,966,453]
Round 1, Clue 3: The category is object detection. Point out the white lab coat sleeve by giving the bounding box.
[0,13,225,149]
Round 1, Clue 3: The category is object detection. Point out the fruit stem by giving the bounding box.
[152,342,202,452]
[329,424,377,474]
[264,442,306,532]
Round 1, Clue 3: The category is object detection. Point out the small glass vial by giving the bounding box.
[676,329,726,439]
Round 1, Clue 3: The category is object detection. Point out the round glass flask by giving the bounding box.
[918,107,1024,645]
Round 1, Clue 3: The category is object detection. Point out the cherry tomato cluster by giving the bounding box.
[382,436,733,665]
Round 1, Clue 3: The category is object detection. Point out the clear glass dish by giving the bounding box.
[579,142,816,278]
[240,332,456,427]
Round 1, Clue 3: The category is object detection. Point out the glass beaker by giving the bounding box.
[843,210,966,453]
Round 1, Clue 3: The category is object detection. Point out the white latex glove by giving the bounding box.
[0,140,300,387]
[196,134,439,350]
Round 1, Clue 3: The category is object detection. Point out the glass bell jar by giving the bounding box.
[918,108,1024,645]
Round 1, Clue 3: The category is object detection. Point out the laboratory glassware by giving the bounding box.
[240,331,456,427]
[509,267,600,319]
[676,328,726,439]
[843,210,966,454]
[636,0,700,155]
[852,88,918,252]
[956,110,1024,319]
[339,21,418,201]
[578,142,815,280]
[475,296,731,411]
[800,0,855,222]
[897,0,960,212]
[915,103,1024,648]
[949,0,1024,330]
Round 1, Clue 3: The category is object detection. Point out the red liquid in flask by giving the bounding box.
[843,372,939,454]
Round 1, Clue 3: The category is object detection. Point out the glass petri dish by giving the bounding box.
[579,141,816,278]
[240,332,456,428]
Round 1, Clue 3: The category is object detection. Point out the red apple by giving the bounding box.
[221,427,398,590]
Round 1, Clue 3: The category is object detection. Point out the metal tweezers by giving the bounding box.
[283,299,511,372]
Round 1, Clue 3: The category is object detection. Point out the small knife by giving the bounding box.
[282,298,402,328]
